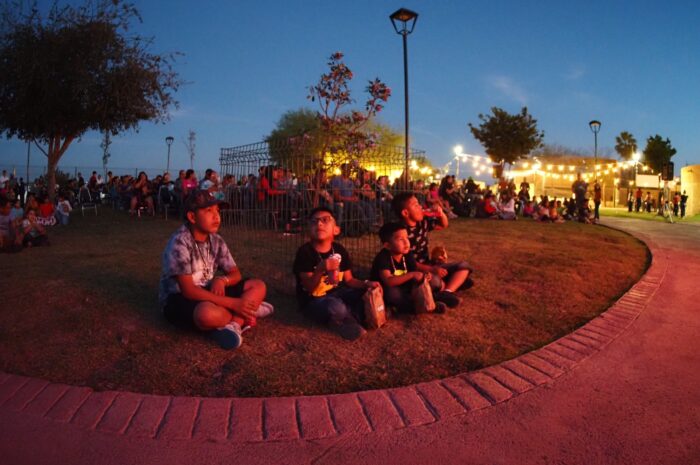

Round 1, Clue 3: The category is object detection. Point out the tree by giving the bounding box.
[614,131,637,160]
[265,108,323,171]
[0,0,181,200]
[100,131,111,178]
[307,52,391,156]
[184,130,196,170]
[642,135,676,173]
[468,107,544,168]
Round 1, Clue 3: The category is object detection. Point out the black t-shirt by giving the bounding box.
[370,248,418,287]
[404,219,434,263]
[293,241,353,308]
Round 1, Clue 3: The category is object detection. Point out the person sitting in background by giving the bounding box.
[497,193,516,220]
[55,193,72,226]
[129,171,155,215]
[535,197,551,222]
[376,175,394,222]
[19,209,49,247]
[549,199,564,223]
[200,169,225,201]
[9,198,24,224]
[522,199,536,218]
[475,191,498,219]
[0,197,19,251]
[24,193,39,214]
[37,196,57,226]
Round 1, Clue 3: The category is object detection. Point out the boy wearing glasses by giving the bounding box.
[293,207,381,340]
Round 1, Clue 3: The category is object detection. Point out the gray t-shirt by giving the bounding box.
[158,225,237,308]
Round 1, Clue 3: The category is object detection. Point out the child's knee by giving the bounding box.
[193,302,229,329]
[245,278,267,295]
[326,298,350,323]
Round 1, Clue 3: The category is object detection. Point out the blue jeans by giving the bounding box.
[303,286,365,326]
[55,212,69,225]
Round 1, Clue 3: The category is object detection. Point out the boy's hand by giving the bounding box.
[432,266,448,278]
[410,271,425,282]
[237,297,259,320]
[211,278,226,296]
[365,280,381,291]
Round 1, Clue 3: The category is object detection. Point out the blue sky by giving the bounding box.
[2,0,699,176]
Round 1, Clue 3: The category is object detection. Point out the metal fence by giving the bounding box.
[218,140,426,292]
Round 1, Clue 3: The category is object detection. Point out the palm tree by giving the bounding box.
[614,131,637,160]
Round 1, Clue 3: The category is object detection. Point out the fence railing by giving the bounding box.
[218,140,426,293]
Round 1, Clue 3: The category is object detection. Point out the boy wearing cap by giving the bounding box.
[159,189,272,349]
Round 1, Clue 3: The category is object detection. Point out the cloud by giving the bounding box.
[488,76,528,105]
[564,65,585,81]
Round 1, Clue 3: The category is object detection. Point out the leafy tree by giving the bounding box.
[308,52,391,156]
[0,0,181,200]
[642,135,676,173]
[468,107,544,168]
[614,131,637,160]
[265,108,323,172]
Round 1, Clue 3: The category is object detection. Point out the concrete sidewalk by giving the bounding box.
[1,218,699,465]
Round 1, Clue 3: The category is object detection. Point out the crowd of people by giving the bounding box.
[627,187,689,218]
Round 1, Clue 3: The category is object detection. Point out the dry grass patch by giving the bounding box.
[0,208,648,397]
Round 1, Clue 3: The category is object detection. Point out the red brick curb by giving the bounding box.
[0,234,665,444]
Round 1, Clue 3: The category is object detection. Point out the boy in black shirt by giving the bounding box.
[391,192,472,308]
[293,207,381,340]
[371,222,447,314]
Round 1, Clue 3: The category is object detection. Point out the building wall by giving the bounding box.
[681,165,700,216]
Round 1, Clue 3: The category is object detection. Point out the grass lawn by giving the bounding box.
[0,208,649,397]
[601,207,700,223]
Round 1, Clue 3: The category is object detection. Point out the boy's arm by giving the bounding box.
[434,205,449,228]
[416,261,448,277]
[209,266,243,296]
[378,269,422,287]
[176,275,257,320]
[298,263,326,293]
[343,269,380,290]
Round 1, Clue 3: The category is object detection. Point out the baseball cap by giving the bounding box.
[184,189,221,213]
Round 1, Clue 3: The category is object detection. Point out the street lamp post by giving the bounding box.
[589,120,601,181]
[165,136,174,174]
[390,7,418,190]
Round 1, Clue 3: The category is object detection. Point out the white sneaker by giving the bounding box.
[256,301,274,318]
[211,322,243,349]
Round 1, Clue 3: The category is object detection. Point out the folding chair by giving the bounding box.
[78,186,98,216]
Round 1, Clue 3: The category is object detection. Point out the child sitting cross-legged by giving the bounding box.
[293,207,382,341]
[159,189,273,350]
[371,222,447,314]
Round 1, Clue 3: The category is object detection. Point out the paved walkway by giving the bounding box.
[1,218,699,464]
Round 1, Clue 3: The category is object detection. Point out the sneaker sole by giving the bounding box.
[211,329,242,349]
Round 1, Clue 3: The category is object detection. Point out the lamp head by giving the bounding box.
[588,120,601,134]
[165,136,174,146]
[390,8,418,35]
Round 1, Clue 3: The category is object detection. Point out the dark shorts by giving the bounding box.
[163,279,247,330]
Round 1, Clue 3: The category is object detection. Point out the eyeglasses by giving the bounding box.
[309,216,333,225]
